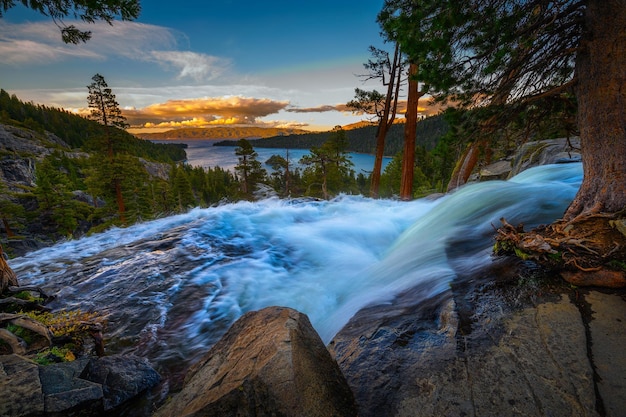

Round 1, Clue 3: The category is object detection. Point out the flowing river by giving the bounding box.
[8,162,583,382]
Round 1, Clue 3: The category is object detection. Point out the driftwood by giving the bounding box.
[0,313,54,354]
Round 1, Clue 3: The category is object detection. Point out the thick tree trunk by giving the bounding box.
[400,62,421,201]
[565,0,626,220]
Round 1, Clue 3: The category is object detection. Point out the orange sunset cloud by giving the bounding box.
[123,96,290,129]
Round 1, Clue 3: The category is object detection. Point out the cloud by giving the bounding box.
[122,96,290,128]
[150,51,231,81]
[0,20,230,81]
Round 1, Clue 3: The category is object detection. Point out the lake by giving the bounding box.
[152,140,391,174]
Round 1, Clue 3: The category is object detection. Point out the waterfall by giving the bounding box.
[9,163,582,372]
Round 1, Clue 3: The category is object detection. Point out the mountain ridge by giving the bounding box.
[136,126,310,140]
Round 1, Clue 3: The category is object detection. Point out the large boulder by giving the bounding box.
[155,306,358,417]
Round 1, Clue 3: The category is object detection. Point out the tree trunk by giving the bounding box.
[446,141,481,192]
[1,218,15,238]
[565,0,626,220]
[114,179,126,224]
[371,43,401,198]
[0,250,18,294]
[400,62,421,201]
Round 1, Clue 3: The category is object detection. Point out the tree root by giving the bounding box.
[494,213,626,288]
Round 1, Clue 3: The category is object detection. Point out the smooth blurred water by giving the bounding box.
[9,162,582,379]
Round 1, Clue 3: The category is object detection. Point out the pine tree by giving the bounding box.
[0,0,141,44]
[86,73,129,224]
[234,139,267,198]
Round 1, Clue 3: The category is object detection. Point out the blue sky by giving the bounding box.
[0,0,400,132]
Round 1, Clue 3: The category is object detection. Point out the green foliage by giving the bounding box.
[34,346,76,365]
[378,0,581,162]
[0,0,141,44]
[215,115,449,156]
[24,309,105,338]
[300,129,357,199]
[234,139,268,197]
[35,154,93,237]
[0,179,27,238]
[0,89,185,162]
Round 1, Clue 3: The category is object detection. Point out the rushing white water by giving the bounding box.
[8,163,583,375]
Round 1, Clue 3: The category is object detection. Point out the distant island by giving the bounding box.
[136,127,310,140]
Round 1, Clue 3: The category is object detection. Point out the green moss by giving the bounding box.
[608,259,626,271]
[34,346,75,365]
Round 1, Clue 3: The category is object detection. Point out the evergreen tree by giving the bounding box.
[234,139,267,198]
[86,73,129,224]
[0,0,141,44]
[34,156,91,237]
[350,44,406,198]
[0,180,26,239]
[300,129,355,200]
[170,165,196,211]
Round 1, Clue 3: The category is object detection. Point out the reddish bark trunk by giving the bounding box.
[400,62,420,201]
[446,141,481,193]
[115,179,126,224]
[1,218,15,238]
[565,0,626,220]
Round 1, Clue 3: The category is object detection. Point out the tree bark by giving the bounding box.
[446,141,481,192]
[400,62,421,201]
[565,0,626,220]
[371,43,401,198]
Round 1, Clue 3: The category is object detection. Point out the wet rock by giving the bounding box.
[328,274,622,417]
[0,354,44,417]
[39,358,103,414]
[155,306,357,417]
[509,137,581,177]
[0,354,160,416]
[478,159,512,181]
[80,354,161,411]
[586,291,626,416]
[561,269,626,288]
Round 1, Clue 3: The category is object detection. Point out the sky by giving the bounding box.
[0,0,419,133]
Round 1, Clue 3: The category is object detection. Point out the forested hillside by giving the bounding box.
[138,126,310,140]
[0,89,185,163]
[214,115,449,155]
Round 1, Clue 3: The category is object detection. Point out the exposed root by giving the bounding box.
[494,213,626,288]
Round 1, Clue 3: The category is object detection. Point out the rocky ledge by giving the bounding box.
[158,258,625,417]
[0,354,160,416]
[329,259,626,417]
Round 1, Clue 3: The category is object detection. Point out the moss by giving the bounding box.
[34,346,75,365]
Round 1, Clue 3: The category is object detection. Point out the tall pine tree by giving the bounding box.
[87,73,129,224]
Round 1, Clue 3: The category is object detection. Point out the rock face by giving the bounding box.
[80,355,161,411]
[329,260,626,417]
[472,137,582,183]
[0,354,160,416]
[155,306,358,417]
